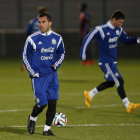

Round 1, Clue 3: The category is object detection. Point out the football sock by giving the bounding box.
[44,125,51,131]
[46,100,57,126]
[117,78,126,99]
[97,81,115,91]
[89,88,98,99]
[122,97,130,108]
[31,104,46,117]
[30,115,37,121]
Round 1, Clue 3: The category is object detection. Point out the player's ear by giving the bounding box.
[49,21,52,26]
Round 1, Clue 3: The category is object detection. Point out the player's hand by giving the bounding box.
[33,73,39,78]
[51,65,56,71]
[137,37,140,43]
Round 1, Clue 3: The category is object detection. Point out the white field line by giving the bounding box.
[76,104,123,109]
[0,94,32,97]
[0,104,122,113]
[0,123,140,128]
[0,109,31,113]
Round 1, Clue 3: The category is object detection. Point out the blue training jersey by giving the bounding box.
[22,30,65,77]
[80,21,138,63]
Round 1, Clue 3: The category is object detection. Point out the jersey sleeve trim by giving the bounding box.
[96,26,105,40]
[57,36,62,49]
[82,28,98,60]
[22,37,36,76]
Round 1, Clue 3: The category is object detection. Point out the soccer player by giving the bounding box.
[22,13,65,136]
[80,10,140,113]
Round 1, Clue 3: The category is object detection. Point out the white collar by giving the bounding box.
[107,20,115,29]
[40,29,52,36]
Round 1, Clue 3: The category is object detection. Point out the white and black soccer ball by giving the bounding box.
[52,112,67,127]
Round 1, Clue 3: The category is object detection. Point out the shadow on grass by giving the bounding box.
[0,126,27,135]
[0,126,74,140]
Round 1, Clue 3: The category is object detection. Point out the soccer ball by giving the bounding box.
[52,112,67,127]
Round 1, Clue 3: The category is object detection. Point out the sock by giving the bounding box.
[30,115,37,121]
[122,97,130,108]
[44,125,51,131]
[89,88,98,99]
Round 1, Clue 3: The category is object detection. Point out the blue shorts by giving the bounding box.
[99,62,122,86]
[31,72,59,105]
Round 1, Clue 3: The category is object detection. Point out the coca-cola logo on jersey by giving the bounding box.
[41,47,54,53]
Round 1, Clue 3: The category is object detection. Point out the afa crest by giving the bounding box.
[52,38,56,45]
[116,30,120,35]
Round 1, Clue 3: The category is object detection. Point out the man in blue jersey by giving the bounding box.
[80,10,140,113]
[22,13,65,136]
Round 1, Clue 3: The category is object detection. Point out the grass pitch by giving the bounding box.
[0,58,140,140]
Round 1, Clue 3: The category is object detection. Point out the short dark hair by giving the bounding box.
[81,3,87,12]
[111,10,125,20]
[38,13,52,22]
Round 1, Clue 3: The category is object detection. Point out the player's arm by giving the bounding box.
[119,29,139,44]
[22,36,39,77]
[80,27,100,60]
[52,37,65,70]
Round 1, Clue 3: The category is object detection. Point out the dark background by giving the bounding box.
[0,0,140,58]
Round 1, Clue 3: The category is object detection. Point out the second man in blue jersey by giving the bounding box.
[80,10,140,113]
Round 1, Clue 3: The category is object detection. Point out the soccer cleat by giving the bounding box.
[127,102,140,113]
[84,90,92,108]
[27,115,36,134]
[43,129,55,136]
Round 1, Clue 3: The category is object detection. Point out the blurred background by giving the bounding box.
[1,1,140,139]
[0,0,140,58]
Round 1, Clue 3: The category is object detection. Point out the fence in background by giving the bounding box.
[0,30,140,58]
[0,0,140,30]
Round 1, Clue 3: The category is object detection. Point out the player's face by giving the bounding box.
[38,16,52,33]
[112,18,124,28]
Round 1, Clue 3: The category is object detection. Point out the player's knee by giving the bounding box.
[31,104,46,117]
[107,81,115,87]
[48,100,57,111]
[118,78,124,87]
[48,100,57,106]
[38,104,46,111]
[49,100,57,109]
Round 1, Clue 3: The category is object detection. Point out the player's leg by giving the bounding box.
[103,63,140,113]
[28,104,46,134]
[31,104,46,117]
[117,78,140,113]
[45,100,57,126]
[27,77,48,134]
[43,73,59,136]
[84,63,115,107]
[43,100,57,136]
[84,81,115,107]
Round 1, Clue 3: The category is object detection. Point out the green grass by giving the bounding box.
[0,58,140,140]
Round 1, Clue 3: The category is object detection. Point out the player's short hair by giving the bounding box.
[111,10,125,20]
[81,3,87,12]
[38,13,52,22]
